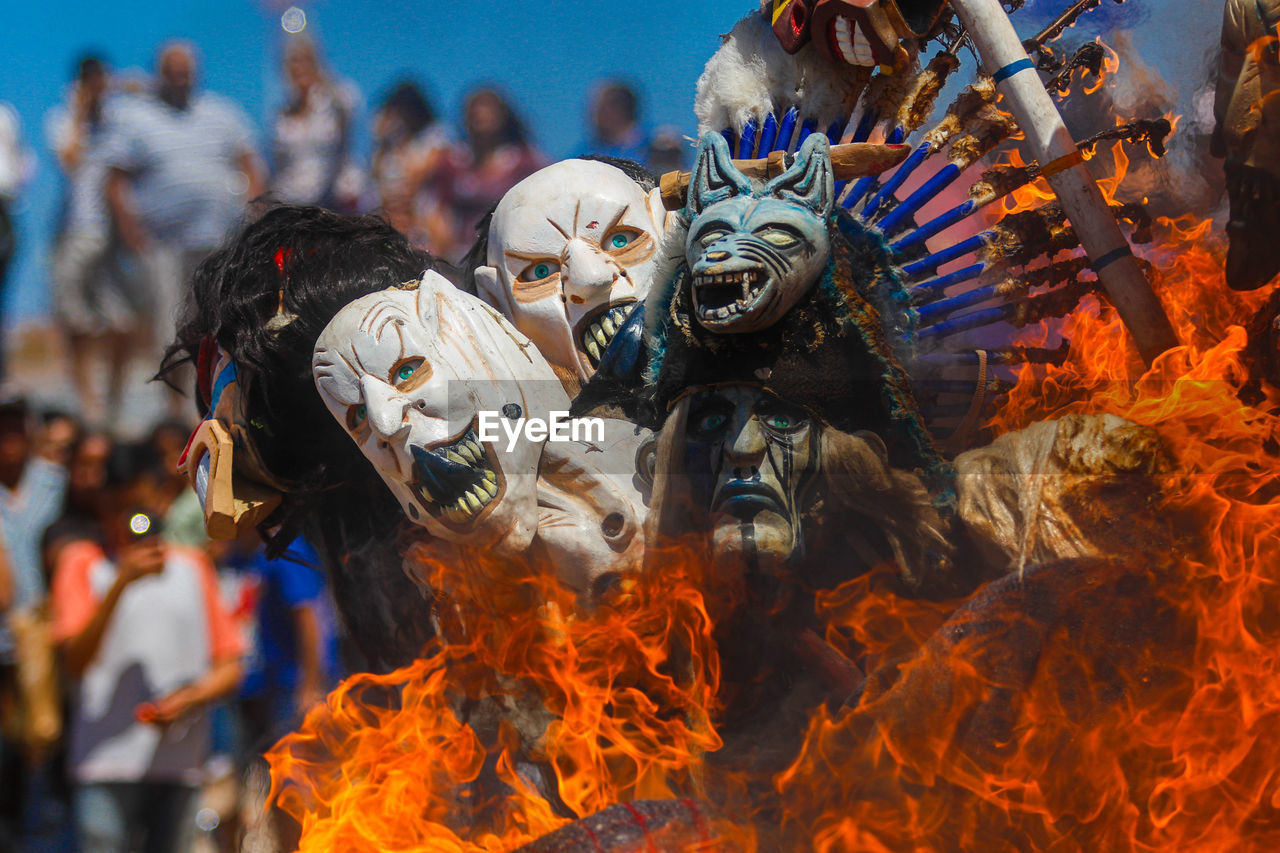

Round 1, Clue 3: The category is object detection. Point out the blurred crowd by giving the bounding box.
[0,31,687,853]
[0,399,344,853]
[0,34,684,428]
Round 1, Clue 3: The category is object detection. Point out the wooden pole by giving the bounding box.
[660,142,911,210]
[948,0,1178,365]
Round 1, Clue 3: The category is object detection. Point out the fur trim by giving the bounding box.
[694,12,867,137]
[642,212,689,384]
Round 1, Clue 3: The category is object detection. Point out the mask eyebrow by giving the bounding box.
[505,249,559,263]
[692,219,734,242]
[546,217,571,240]
[750,221,805,237]
[602,204,630,236]
[545,198,582,241]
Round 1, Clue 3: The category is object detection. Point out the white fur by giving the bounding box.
[694,12,865,138]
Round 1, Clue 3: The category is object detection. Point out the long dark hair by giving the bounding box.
[161,205,445,669]
[379,79,437,138]
[463,86,530,157]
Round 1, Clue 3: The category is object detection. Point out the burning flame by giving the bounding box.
[1083,37,1120,97]
[266,544,746,851]
[767,204,1280,848]
[266,82,1280,853]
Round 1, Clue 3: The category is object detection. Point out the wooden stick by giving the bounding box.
[949,0,1177,365]
[659,142,912,210]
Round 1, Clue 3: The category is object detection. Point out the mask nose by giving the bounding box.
[562,239,619,302]
[359,375,409,440]
[724,416,767,469]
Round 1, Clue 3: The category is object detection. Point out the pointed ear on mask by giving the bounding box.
[764,132,834,219]
[472,265,514,319]
[687,132,753,217]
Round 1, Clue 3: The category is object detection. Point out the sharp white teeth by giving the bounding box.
[601,315,616,336]
[592,325,608,347]
[465,491,482,512]
[483,468,497,484]
[446,450,466,465]
[468,440,484,460]
[481,478,498,498]
[586,339,600,360]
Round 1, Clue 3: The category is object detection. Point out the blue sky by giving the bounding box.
[1,0,1221,327]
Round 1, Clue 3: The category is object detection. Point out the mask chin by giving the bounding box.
[710,509,800,578]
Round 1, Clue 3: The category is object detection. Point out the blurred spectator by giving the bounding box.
[645,125,688,176]
[46,55,144,427]
[103,41,265,365]
[577,80,649,164]
[0,404,73,852]
[370,79,453,251]
[51,441,243,853]
[1213,0,1280,291]
[436,87,545,259]
[60,431,112,532]
[0,100,28,380]
[270,35,363,211]
[229,533,339,753]
[148,420,210,550]
[0,402,73,659]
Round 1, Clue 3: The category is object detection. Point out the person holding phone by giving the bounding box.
[50,442,242,853]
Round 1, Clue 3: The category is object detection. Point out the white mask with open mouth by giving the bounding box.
[313,271,567,554]
[475,159,671,385]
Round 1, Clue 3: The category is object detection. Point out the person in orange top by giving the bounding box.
[51,441,243,853]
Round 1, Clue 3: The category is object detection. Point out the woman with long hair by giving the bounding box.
[270,35,363,211]
[435,86,546,260]
[370,79,453,252]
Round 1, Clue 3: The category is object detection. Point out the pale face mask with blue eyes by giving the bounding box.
[313,271,570,554]
[475,159,672,386]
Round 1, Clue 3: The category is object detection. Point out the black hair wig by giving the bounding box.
[161,205,444,669]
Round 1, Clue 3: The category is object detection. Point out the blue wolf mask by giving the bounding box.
[685,131,835,334]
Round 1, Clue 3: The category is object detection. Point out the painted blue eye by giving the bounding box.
[698,412,727,432]
[347,403,367,430]
[611,232,631,248]
[766,413,793,429]
[518,260,561,282]
[394,358,424,384]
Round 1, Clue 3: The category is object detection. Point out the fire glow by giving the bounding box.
[264,127,1280,853]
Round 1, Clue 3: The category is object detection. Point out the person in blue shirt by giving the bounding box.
[233,535,341,750]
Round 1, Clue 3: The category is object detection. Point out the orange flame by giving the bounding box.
[266,542,750,851]
[1083,37,1120,97]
